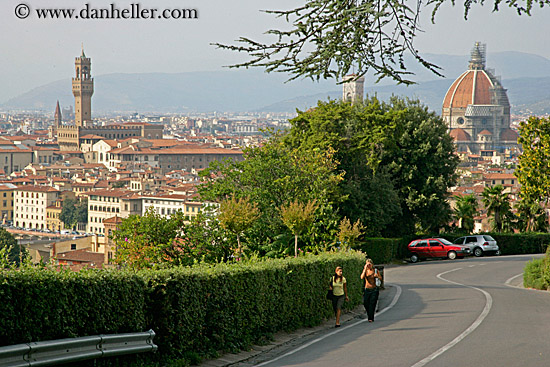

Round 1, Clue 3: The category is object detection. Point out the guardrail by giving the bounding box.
[0,330,157,367]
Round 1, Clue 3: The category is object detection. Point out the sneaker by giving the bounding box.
[335,324,341,328]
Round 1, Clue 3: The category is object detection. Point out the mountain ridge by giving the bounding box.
[3,51,550,114]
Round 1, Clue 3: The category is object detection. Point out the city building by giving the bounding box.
[443,42,520,154]
[56,49,164,151]
[13,185,61,230]
[342,74,364,104]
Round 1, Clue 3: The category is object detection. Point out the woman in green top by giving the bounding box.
[329,266,349,327]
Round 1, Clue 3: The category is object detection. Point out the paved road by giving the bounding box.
[249,254,549,367]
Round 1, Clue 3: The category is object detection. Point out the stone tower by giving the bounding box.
[54,100,62,126]
[342,74,364,104]
[72,46,94,127]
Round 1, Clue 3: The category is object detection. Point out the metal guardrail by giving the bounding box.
[0,330,157,367]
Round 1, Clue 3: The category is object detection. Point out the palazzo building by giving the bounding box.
[56,48,163,151]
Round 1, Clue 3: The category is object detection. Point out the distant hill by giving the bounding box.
[3,51,550,114]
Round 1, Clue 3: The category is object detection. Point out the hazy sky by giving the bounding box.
[1,0,549,103]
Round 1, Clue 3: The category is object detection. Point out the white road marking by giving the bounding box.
[254,284,402,367]
[505,273,523,286]
[410,268,493,367]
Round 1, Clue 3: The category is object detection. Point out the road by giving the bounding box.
[249,254,549,367]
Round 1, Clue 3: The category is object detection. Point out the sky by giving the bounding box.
[1,0,549,103]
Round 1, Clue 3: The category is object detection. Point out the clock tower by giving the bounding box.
[72,46,94,127]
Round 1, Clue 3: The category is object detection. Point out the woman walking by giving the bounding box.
[361,258,382,322]
[329,266,348,327]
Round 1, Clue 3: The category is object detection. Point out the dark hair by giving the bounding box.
[334,266,343,282]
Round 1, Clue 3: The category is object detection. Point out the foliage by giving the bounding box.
[516,116,550,204]
[0,251,365,366]
[199,136,344,256]
[0,227,28,267]
[284,98,458,236]
[212,0,546,84]
[514,197,549,233]
[0,267,146,347]
[112,208,187,270]
[337,217,364,249]
[218,196,260,255]
[352,237,397,265]
[279,200,318,257]
[60,197,88,229]
[523,247,550,290]
[453,194,478,232]
[481,185,513,233]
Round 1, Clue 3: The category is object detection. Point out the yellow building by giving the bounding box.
[0,183,16,224]
[46,200,65,232]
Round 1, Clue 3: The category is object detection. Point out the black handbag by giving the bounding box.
[326,277,334,300]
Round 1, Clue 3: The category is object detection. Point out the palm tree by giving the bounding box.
[481,185,512,233]
[453,194,478,232]
[515,197,549,233]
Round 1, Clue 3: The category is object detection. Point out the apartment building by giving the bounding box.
[13,185,60,230]
[141,193,202,220]
[86,188,142,235]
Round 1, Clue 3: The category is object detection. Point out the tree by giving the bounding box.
[515,197,549,233]
[0,227,28,267]
[111,207,187,269]
[284,98,458,235]
[199,136,344,255]
[453,194,478,232]
[60,197,88,230]
[516,116,550,204]
[337,217,364,249]
[218,196,260,256]
[213,0,544,84]
[481,185,513,233]
[279,200,318,257]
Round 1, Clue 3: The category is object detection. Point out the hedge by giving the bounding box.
[353,237,403,264]
[0,251,365,365]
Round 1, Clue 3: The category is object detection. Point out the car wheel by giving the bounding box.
[473,247,483,257]
[410,254,419,263]
[447,251,457,260]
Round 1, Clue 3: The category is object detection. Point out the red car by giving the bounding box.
[407,238,471,263]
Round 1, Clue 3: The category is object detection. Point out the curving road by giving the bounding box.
[250,254,550,367]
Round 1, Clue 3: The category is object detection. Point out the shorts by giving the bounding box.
[332,294,345,313]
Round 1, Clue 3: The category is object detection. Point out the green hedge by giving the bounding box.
[486,233,550,255]
[141,251,365,360]
[0,268,146,347]
[353,238,402,264]
[0,251,365,365]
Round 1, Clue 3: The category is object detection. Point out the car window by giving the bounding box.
[439,238,453,245]
[429,240,442,247]
[416,240,428,247]
[466,237,478,243]
[454,237,465,244]
[483,235,495,241]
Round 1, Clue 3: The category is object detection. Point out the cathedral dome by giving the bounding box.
[449,128,471,142]
[442,43,509,110]
[500,128,519,142]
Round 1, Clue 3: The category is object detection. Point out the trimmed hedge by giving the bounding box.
[353,238,402,264]
[0,268,146,347]
[0,251,365,365]
[141,251,365,360]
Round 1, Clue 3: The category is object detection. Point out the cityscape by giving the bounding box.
[2,1,550,366]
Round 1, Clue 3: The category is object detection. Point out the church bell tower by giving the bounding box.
[342,74,364,104]
[72,46,94,127]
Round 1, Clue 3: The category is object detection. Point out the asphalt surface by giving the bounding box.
[200,254,548,367]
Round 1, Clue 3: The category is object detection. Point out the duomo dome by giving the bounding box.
[442,42,519,154]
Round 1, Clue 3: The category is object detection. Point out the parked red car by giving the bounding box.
[407,238,471,263]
